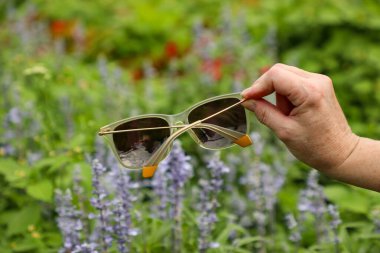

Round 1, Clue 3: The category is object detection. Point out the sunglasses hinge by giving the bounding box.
[98,127,112,136]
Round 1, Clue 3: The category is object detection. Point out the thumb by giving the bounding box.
[243,98,292,137]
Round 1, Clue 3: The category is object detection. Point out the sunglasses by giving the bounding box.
[98,93,253,178]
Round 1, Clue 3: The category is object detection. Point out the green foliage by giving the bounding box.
[257,0,380,137]
[1,0,380,252]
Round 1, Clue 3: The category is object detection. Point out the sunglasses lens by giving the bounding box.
[112,117,170,168]
[188,98,247,148]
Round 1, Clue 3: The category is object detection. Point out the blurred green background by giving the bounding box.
[1,0,380,252]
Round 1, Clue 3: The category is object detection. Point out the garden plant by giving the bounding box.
[1,1,380,252]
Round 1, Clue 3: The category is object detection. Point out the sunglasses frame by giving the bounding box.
[98,92,252,177]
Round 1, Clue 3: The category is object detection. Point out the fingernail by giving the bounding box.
[242,99,256,110]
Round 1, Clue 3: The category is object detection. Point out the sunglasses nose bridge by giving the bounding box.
[173,121,187,132]
[174,120,184,126]
[172,120,202,145]
[171,109,189,124]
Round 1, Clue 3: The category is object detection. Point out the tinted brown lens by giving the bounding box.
[188,98,247,148]
[112,118,170,168]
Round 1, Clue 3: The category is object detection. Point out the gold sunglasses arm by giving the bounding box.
[196,123,250,145]
[142,122,252,178]
[145,123,249,167]
[98,125,183,136]
[98,123,243,138]
[142,120,203,177]
[142,99,252,178]
[97,98,248,136]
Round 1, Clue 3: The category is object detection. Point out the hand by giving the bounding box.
[241,63,359,172]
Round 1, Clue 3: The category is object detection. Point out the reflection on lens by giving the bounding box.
[188,98,247,149]
[112,118,170,168]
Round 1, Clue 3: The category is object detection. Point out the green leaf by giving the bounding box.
[0,158,29,188]
[26,180,54,202]
[42,232,62,249]
[233,236,266,247]
[220,245,254,253]
[341,221,369,229]
[12,239,39,252]
[216,223,249,243]
[358,233,380,240]
[33,155,69,174]
[324,185,370,213]
[6,204,41,236]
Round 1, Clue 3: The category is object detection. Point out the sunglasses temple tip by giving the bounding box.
[142,165,158,178]
[234,134,253,147]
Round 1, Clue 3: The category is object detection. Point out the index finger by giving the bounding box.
[241,64,308,107]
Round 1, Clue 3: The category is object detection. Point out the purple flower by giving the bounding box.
[57,156,140,252]
[3,107,24,141]
[208,153,230,193]
[198,153,229,252]
[152,140,193,252]
[198,179,216,252]
[328,204,341,230]
[0,144,14,157]
[112,166,139,252]
[249,132,264,156]
[152,164,170,219]
[90,159,113,251]
[298,170,329,243]
[159,140,193,219]
[244,160,286,236]
[94,136,108,165]
[72,166,91,238]
[73,166,85,198]
[327,204,341,252]
[371,207,380,233]
[55,189,82,252]
[72,242,99,253]
[112,200,129,253]
[285,213,301,245]
[7,107,23,124]
[298,171,326,216]
[26,151,42,165]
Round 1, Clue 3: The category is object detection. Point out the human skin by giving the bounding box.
[241,63,380,192]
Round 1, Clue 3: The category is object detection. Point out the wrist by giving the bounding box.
[319,132,360,174]
[320,136,380,191]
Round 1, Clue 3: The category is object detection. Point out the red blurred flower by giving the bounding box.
[165,41,178,59]
[201,58,223,81]
[132,68,144,81]
[50,20,75,38]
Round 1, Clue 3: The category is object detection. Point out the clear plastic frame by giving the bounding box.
[98,92,252,178]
